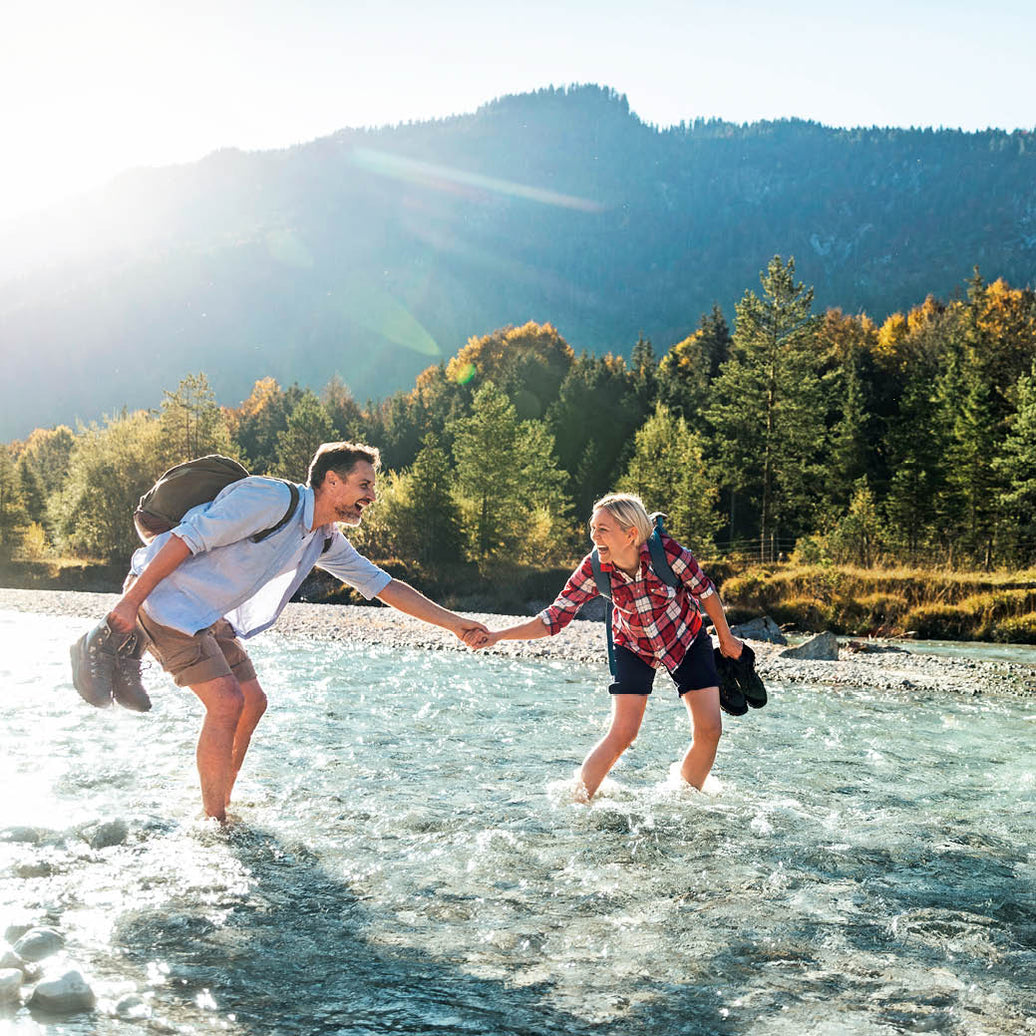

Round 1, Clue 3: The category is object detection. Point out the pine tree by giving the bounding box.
[617,404,721,553]
[449,383,525,564]
[275,392,335,480]
[159,372,232,463]
[995,359,1036,564]
[707,256,822,559]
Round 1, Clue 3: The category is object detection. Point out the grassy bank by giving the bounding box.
[721,564,1036,642]
[6,555,1036,643]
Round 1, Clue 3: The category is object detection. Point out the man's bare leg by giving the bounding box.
[679,687,722,789]
[225,678,268,808]
[188,675,245,821]
[577,694,648,801]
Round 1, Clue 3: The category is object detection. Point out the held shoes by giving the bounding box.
[714,643,768,717]
[111,630,152,712]
[70,621,152,712]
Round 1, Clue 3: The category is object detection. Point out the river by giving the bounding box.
[1,610,1034,1034]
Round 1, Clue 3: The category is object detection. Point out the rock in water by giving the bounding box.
[780,631,840,660]
[0,968,22,1002]
[83,819,129,850]
[13,927,65,962]
[731,615,787,645]
[28,969,96,1014]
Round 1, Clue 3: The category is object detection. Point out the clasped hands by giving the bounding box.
[459,625,496,650]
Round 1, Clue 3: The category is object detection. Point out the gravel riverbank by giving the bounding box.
[3,587,1035,699]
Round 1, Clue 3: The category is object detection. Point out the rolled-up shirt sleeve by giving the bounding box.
[172,479,297,555]
[539,554,601,634]
[316,527,392,600]
[663,534,716,600]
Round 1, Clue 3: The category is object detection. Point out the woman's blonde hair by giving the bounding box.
[591,493,653,546]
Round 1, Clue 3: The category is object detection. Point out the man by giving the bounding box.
[101,441,487,822]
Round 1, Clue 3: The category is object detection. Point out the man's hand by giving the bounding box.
[461,626,495,649]
[455,621,490,647]
[107,595,140,635]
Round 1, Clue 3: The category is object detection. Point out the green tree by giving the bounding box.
[450,382,572,569]
[827,479,886,567]
[450,383,525,565]
[16,452,47,526]
[995,359,1036,564]
[354,433,464,566]
[275,391,335,480]
[657,305,731,421]
[159,372,232,463]
[707,256,822,559]
[229,378,300,473]
[617,405,721,553]
[0,449,29,558]
[54,410,164,560]
[547,353,646,516]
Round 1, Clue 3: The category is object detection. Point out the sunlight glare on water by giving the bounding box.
[1,609,1034,1034]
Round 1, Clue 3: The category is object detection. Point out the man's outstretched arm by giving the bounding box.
[375,579,488,644]
[107,534,193,633]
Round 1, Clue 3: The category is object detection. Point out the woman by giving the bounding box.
[474,493,743,801]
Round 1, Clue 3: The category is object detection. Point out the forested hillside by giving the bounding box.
[1,85,1034,440]
[5,260,1036,600]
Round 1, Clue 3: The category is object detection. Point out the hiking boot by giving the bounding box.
[732,644,767,709]
[112,631,152,713]
[714,649,748,716]
[70,621,122,708]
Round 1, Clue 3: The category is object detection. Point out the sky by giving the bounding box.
[2,0,1034,222]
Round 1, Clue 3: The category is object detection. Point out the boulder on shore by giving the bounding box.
[731,615,787,645]
[28,969,95,1014]
[780,631,840,661]
[0,968,22,1002]
[13,927,64,963]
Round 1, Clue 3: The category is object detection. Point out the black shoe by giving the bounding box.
[112,631,152,713]
[732,644,767,709]
[70,621,122,708]
[714,649,748,716]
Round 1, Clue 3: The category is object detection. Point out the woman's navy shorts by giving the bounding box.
[608,630,719,697]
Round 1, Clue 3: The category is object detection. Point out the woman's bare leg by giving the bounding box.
[679,687,722,789]
[578,694,648,801]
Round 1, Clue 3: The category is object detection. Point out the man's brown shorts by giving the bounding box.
[137,610,257,687]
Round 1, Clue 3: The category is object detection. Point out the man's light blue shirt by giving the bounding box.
[131,476,391,637]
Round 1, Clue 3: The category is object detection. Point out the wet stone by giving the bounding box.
[115,993,151,1019]
[0,968,22,1001]
[4,921,35,944]
[28,969,96,1014]
[14,927,65,962]
[82,819,129,850]
[0,950,24,972]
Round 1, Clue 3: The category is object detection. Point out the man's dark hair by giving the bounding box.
[307,442,381,487]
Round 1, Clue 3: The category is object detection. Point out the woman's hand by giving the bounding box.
[464,628,500,650]
[718,633,744,659]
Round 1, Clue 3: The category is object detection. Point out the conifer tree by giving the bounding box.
[159,372,232,463]
[617,405,721,552]
[707,256,822,559]
[275,391,335,480]
[995,359,1036,564]
[0,449,28,557]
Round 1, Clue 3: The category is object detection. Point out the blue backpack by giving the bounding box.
[589,512,680,675]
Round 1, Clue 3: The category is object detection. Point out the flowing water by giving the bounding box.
[1,609,1034,1035]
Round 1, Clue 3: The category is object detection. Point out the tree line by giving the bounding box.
[3,256,1035,576]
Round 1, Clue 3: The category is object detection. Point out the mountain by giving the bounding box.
[2,84,1034,440]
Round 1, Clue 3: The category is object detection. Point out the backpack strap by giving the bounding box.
[647,512,680,588]
[251,481,300,543]
[590,547,617,676]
